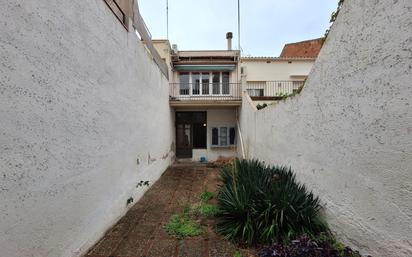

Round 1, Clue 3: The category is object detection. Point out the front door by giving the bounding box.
[176,123,192,158]
[175,112,207,159]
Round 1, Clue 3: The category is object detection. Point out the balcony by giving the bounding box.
[246,80,305,100]
[169,83,242,107]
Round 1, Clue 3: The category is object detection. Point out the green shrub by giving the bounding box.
[163,214,203,239]
[256,103,268,110]
[200,191,214,202]
[216,159,328,245]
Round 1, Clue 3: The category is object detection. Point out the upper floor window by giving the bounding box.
[247,89,264,97]
[179,72,230,96]
[179,72,190,95]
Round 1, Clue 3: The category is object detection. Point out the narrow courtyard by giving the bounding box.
[86,162,255,257]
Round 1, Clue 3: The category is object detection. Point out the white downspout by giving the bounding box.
[236,108,246,159]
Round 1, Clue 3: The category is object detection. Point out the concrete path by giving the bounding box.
[86,162,256,257]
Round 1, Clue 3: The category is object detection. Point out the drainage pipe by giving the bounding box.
[236,108,246,159]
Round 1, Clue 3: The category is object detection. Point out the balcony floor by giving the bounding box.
[170,99,241,108]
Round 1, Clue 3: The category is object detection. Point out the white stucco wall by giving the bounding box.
[0,1,174,257]
[239,1,412,256]
[206,108,237,161]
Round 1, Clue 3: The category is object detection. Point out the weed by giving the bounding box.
[136,180,150,188]
[192,203,220,217]
[126,197,134,206]
[200,191,214,202]
[163,214,203,239]
[234,250,242,257]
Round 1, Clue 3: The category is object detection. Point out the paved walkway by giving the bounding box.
[86,162,256,257]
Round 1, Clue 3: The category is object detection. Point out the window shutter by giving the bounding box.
[212,128,219,146]
[229,127,236,145]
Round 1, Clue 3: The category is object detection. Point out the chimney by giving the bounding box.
[172,44,178,54]
[226,32,233,50]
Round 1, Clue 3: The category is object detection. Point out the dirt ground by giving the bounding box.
[86,162,256,257]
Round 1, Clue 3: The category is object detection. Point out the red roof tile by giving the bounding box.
[280,38,323,58]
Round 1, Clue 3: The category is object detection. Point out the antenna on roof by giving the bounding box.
[166,0,169,39]
[238,0,241,52]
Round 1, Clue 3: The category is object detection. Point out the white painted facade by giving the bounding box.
[240,57,316,106]
[239,0,412,256]
[154,39,241,161]
[191,108,238,161]
[241,57,315,81]
[0,1,174,257]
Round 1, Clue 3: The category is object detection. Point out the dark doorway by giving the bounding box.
[193,123,207,148]
[176,124,192,158]
[176,112,207,158]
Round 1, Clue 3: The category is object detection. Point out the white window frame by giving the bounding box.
[211,126,236,147]
[178,72,230,96]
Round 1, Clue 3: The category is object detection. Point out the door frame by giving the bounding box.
[175,111,207,158]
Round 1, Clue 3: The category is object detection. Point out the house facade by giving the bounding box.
[154,34,241,161]
[153,36,321,161]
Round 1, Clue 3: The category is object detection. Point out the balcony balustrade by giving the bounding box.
[246,81,305,98]
[169,83,242,101]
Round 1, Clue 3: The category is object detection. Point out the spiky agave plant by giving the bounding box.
[216,159,328,245]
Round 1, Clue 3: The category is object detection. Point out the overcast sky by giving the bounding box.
[138,0,338,56]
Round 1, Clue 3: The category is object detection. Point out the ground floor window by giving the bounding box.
[212,126,236,147]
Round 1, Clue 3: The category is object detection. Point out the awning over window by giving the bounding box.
[174,65,236,71]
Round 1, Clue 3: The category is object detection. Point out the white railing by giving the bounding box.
[170,83,242,101]
[246,81,305,98]
[132,0,169,79]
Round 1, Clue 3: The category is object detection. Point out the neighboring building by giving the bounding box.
[241,38,322,104]
[280,38,323,58]
[241,56,315,104]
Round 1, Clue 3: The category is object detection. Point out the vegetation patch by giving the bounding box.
[163,191,219,238]
[200,191,214,202]
[192,202,220,217]
[258,234,367,257]
[256,103,268,110]
[163,214,203,239]
[233,250,242,257]
[216,159,328,245]
[324,0,345,41]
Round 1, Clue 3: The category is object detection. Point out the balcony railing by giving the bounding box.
[246,81,305,98]
[170,83,242,101]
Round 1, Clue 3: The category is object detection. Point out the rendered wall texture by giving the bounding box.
[241,59,314,81]
[239,0,412,256]
[0,1,174,257]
